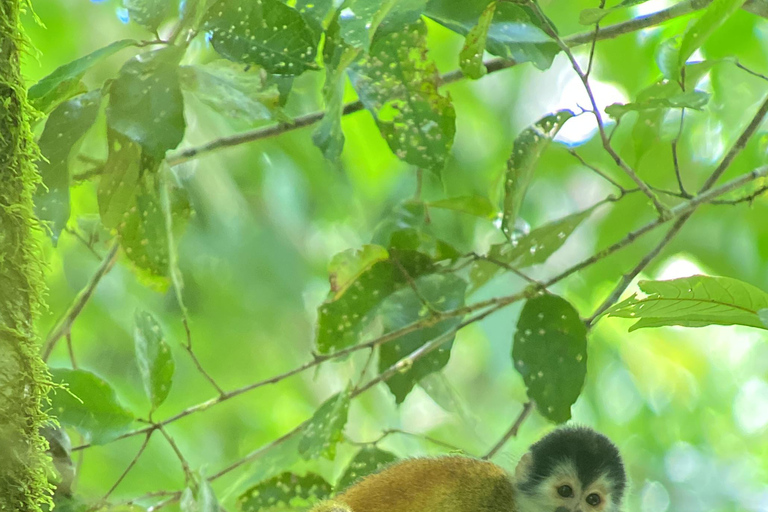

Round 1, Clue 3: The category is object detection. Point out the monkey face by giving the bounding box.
[515,460,617,512]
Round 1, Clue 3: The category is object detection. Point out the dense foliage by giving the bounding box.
[15,0,768,511]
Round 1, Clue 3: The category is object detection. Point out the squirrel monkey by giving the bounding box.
[311,427,626,512]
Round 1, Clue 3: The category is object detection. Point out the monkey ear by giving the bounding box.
[514,452,533,482]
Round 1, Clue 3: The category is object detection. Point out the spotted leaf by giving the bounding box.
[348,19,455,173]
[512,294,587,424]
[336,447,397,491]
[134,310,175,412]
[238,472,332,512]
[298,389,351,460]
[459,1,496,79]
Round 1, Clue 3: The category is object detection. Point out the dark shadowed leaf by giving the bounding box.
[238,472,332,512]
[604,275,768,331]
[501,110,572,235]
[299,389,351,460]
[470,207,594,293]
[512,294,587,424]
[426,0,558,70]
[35,90,101,243]
[179,61,281,121]
[459,1,496,79]
[316,250,434,353]
[204,0,319,76]
[388,228,461,263]
[134,310,175,412]
[336,447,398,491]
[377,273,466,403]
[28,39,135,113]
[107,46,186,159]
[348,19,455,173]
[48,368,134,445]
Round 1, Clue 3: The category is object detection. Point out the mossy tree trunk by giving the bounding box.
[0,0,54,510]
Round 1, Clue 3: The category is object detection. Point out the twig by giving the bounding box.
[379,429,465,452]
[566,148,625,191]
[98,432,152,505]
[42,243,120,361]
[165,0,711,168]
[472,253,545,289]
[528,0,667,216]
[734,60,768,82]
[483,401,535,459]
[65,332,77,369]
[157,425,193,483]
[671,110,690,197]
[585,0,607,78]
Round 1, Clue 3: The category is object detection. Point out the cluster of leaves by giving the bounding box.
[31,0,768,510]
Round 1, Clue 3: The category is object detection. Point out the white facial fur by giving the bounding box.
[514,458,621,512]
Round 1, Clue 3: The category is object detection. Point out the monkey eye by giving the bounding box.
[586,493,601,506]
[557,485,573,498]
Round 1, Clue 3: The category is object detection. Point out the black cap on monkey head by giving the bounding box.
[517,426,627,506]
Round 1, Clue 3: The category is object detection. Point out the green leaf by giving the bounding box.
[348,19,456,173]
[459,1,496,79]
[238,472,332,512]
[426,0,558,70]
[677,0,747,69]
[299,390,351,460]
[579,0,653,25]
[328,245,390,299]
[134,310,175,412]
[470,207,594,293]
[336,447,398,491]
[316,250,434,353]
[501,110,572,235]
[604,275,768,331]
[313,18,360,161]
[180,477,219,512]
[204,0,319,76]
[388,228,461,263]
[35,90,101,243]
[98,131,143,230]
[179,61,281,121]
[605,90,710,119]
[656,36,682,81]
[123,0,176,32]
[338,0,399,50]
[427,195,498,219]
[48,368,135,444]
[377,273,467,403]
[759,308,768,328]
[107,46,186,159]
[28,39,135,113]
[512,294,587,424]
[296,0,337,35]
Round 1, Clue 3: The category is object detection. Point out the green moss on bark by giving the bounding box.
[0,0,54,510]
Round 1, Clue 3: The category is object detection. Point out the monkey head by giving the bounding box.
[513,427,626,512]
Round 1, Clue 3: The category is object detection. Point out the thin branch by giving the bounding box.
[165,0,711,168]
[391,255,441,315]
[671,110,690,197]
[483,401,535,459]
[65,332,77,369]
[42,243,120,361]
[734,59,768,82]
[98,432,152,504]
[471,253,545,289]
[156,425,193,483]
[711,184,768,205]
[585,0,608,78]
[566,148,625,191]
[528,0,667,216]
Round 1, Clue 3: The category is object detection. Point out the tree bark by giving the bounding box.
[0,0,54,509]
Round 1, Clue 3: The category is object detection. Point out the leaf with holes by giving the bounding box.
[328,245,390,299]
[316,250,434,353]
[180,478,219,512]
[470,207,594,293]
[606,90,710,119]
[677,0,747,70]
[29,39,135,113]
[35,90,101,243]
[336,447,398,491]
[179,61,281,122]
[604,275,768,331]
[123,0,176,32]
[238,472,332,512]
[134,310,175,412]
[107,46,185,159]
[48,368,135,444]
[426,0,558,70]
[459,1,496,79]
[427,195,498,219]
[501,110,573,236]
[348,19,455,173]
[204,0,319,76]
[299,389,351,460]
[512,294,587,424]
[377,273,467,404]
